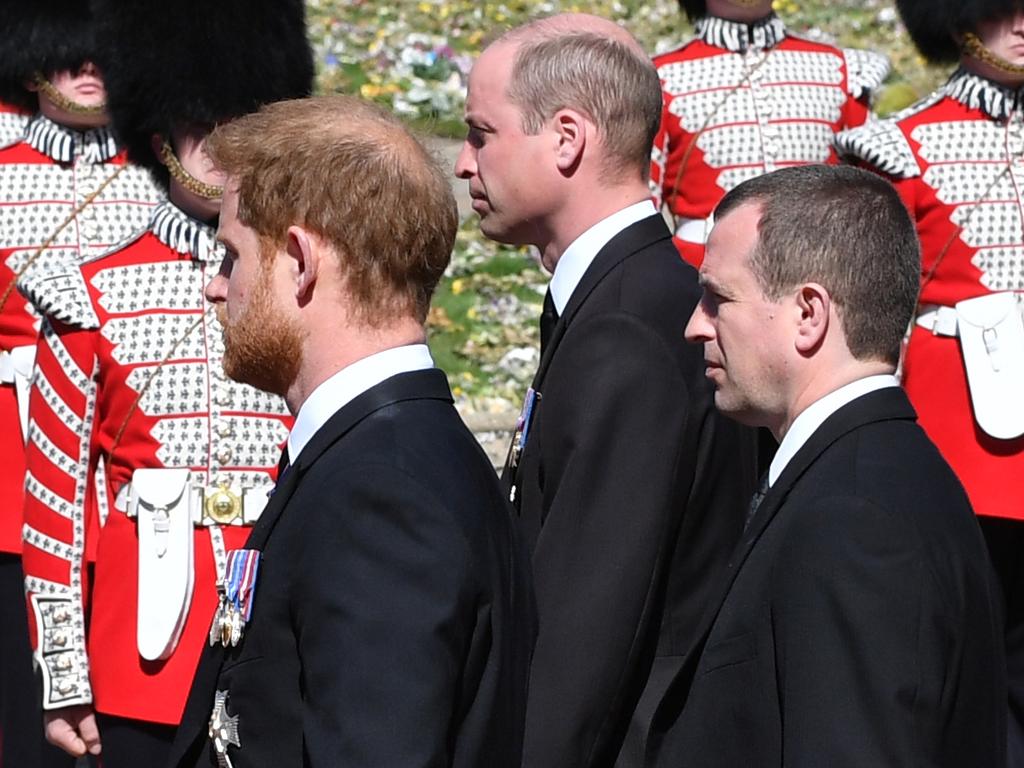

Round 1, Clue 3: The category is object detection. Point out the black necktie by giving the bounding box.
[540,290,559,352]
[744,471,770,532]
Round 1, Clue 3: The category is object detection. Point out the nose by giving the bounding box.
[684,296,714,344]
[454,140,476,180]
[79,60,100,77]
[205,270,228,304]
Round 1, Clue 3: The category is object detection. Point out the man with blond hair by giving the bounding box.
[166,95,530,768]
[457,13,756,767]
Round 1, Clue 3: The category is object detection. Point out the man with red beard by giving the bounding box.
[18,1,311,765]
[166,95,530,768]
[0,3,161,766]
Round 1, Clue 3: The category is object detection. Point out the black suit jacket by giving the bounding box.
[648,387,1007,767]
[502,214,758,767]
[167,369,531,768]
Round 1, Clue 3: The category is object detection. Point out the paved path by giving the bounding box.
[425,137,473,220]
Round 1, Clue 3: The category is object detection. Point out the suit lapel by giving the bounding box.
[245,368,452,550]
[531,214,672,387]
[697,387,916,643]
[646,387,917,753]
[168,368,453,766]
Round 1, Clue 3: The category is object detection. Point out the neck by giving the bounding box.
[537,180,651,273]
[285,320,427,414]
[773,359,894,441]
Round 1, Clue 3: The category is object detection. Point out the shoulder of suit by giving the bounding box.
[17,260,99,330]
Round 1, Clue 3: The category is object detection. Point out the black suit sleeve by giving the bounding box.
[290,462,477,768]
[526,310,691,766]
[771,495,951,767]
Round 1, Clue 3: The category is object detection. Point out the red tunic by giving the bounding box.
[652,13,888,265]
[20,202,293,723]
[836,69,1024,521]
[0,115,161,554]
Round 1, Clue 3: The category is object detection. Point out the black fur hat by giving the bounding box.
[897,0,1024,62]
[93,0,314,183]
[678,0,706,21]
[0,0,97,110]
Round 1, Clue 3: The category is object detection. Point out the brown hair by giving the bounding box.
[206,95,457,325]
[715,164,921,365]
[501,23,662,181]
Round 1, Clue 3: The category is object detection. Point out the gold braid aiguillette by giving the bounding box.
[32,73,106,116]
[160,141,223,200]
[963,32,1024,76]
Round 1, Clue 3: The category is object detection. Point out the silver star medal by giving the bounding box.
[209,690,241,768]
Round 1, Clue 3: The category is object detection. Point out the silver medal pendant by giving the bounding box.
[209,689,241,768]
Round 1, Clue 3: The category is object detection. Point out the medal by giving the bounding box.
[510,387,539,468]
[209,549,261,647]
[209,689,241,768]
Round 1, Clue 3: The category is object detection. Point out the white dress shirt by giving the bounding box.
[287,344,434,463]
[769,374,899,486]
[548,200,657,314]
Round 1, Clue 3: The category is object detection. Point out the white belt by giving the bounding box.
[114,478,271,527]
[675,216,713,245]
[917,295,1024,338]
[915,304,960,337]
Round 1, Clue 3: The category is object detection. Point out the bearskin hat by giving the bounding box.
[92,0,314,184]
[0,0,97,110]
[897,0,1024,62]
[678,0,706,22]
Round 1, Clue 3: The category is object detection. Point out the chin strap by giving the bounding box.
[32,73,106,116]
[963,32,1024,76]
[160,140,223,200]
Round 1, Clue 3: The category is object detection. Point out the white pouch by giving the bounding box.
[955,292,1024,440]
[130,468,197,661]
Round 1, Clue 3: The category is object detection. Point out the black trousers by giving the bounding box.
[93,713,175,768]
[979,516,1024,768]
[0,553,77,768]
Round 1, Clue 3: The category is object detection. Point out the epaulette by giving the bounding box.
[834,91,945,179]
[0,112,28,151]
[842,48,891,100]
[18,260,99,330]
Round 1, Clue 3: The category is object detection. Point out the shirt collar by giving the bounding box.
[24,113,119,164]
[695,13,787,53]
[769,374,899,486]
[150,200,224,264]
[944,67,1024,122]
[287,344,435,463]
[549,200,656,314]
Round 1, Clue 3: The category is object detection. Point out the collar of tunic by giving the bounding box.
[944,67,1024,122]
[150,200,225,264]
[23,113,119,164]
[695,13,787,53]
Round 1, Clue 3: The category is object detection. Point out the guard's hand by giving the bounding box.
[44,705,102,757]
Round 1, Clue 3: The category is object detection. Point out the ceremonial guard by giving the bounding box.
[19,0,312,764]
[0,2,160,766]
[651,0,889,266]
[836,1,1024,761]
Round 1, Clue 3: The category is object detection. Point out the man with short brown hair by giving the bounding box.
[457,13,756,767]
[167,94,530,768]
[649,164,1005,767]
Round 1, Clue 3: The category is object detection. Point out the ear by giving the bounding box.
[553,109,587,173]
[793,282,830,355]
[285,225,320,304]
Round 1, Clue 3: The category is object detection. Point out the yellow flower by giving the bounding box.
[451,278,465,294]
[467,307,479,319]
[418,1,432,12]
[360,83,382,99]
